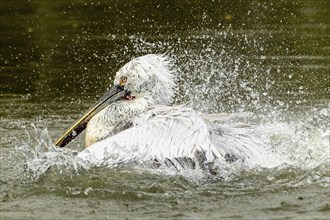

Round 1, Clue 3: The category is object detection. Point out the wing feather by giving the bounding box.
[78,106,224,169]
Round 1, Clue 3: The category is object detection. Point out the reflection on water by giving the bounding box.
[1,0,329,219]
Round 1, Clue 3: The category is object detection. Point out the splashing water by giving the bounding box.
[2,1,329,219]
[4,35,329,220]
[10,31,328,186]
[17,103,329,187]
[16,124,84,180]
[13,29,329,186]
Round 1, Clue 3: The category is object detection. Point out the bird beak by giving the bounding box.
[54,85,126,148]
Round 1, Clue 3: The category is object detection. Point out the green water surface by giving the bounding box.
[1,0,329,219]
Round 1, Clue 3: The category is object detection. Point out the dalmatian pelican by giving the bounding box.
[55,54,277,171]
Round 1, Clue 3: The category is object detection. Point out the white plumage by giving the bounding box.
[79,106,224,170]
[77,54,280,171]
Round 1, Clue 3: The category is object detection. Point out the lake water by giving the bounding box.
[1,0,329,219]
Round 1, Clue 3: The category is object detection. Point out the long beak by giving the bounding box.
[54,85,126,148]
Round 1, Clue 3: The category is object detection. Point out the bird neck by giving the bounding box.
[85,96,150,147]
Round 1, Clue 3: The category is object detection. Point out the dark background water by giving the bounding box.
[1,0,329,219]
[1,0,329,101]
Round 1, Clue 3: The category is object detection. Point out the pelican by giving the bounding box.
[55,54,279,172]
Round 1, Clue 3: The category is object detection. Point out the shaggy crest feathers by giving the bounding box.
[114,54,176,106]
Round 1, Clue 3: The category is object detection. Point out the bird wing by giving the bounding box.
[78,106,224,170]
[206,118,283,168]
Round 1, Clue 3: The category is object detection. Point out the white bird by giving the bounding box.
[55,54,280,172]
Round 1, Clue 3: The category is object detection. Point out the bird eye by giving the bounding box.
[120,77,127,86]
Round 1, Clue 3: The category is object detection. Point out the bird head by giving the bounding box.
[114,54,175,106]
[54,54,176,147]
